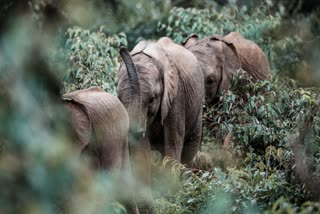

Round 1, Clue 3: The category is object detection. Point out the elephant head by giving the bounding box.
[118,39,178,139]
[183,32,271,104]
[183,34,241,104]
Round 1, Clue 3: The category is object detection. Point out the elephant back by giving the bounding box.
[62,87,129,169]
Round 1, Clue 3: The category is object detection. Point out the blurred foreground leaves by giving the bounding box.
[0,0,320,213]
[0,18,131,214]
[0,18,80,213]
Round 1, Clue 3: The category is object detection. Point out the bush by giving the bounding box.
[153,3,320,211]
[52,26,127,94]
[1,1,320,213]
[153,71,320,213]
[158,0,303,74]
[0,20,132,214]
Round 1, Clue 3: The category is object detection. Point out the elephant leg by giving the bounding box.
[163,123,184,163]
[148,120,164,155]
[181,114,203,168]
[181,139,201,168]
[164,129,183,162]
[129,137,153,214]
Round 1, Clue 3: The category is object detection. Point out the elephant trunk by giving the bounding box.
[119,47,146,139]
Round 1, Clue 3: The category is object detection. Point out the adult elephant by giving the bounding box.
[117,37,204,212]
[183,32,271,104]
[62,87,138,214]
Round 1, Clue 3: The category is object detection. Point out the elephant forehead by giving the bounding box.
[119,55,160,78]
[189,41,222,60]
[202,63,219,79]
[194,49,220,68]
[119,65,160,90]
[118,56,161,97]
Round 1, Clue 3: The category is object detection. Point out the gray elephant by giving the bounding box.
[117,37,204,212]
[62,87,138,214]
[118,37,204,166]
[62,86,130,170]
[183,32,271,104]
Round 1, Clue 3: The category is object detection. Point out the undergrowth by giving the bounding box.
[51,26,127,94]
[158,0,302,74]
[1,0,319,213]
[49,1,320,213]
[152,71,320,213]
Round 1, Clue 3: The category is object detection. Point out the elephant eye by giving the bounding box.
[149,96,155,106]
[206,78,215,86]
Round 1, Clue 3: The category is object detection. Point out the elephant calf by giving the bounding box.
[118,37,204,167]
[117,37,205,213]
[183,32,271,104]
[62,87,139,213]
[62,86,130,170]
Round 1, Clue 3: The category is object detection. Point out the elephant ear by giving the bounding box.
[210,33,234,45]
[131,40,149,56]
[182,34,199,48]
[221,32,271,80]
[132,38,178,124]
[211,34,241,66]
[157,38,178,125]
[142,43,163,60]
[223,32,244,42]
[213,39,242,94]
[142,38,178,125]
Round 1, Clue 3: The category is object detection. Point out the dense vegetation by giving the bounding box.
[0,0,320,213]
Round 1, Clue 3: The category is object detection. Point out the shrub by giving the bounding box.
[0,21,132,214]
[52,26,127,94]
[153,3,320,211]
[153,71,320,213]
[2,1,320,213]
[158,0,303,74]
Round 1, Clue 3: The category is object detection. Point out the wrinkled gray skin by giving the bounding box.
[62,87,138,214]
[118,37,204,166]
[183,32,271,104]
[118,37,204,213]
[62,87,130,169]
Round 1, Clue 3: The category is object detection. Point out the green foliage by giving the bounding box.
[0,19,132,214]
[54,26,127,94]
[1,0,320,213]
[152,70,320,213]
[158,1,303,74]
[265,197,320,213]
[0,20,80,213]
[156,11,320,213]
[206,70,318,153]
[159,1,280,45]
